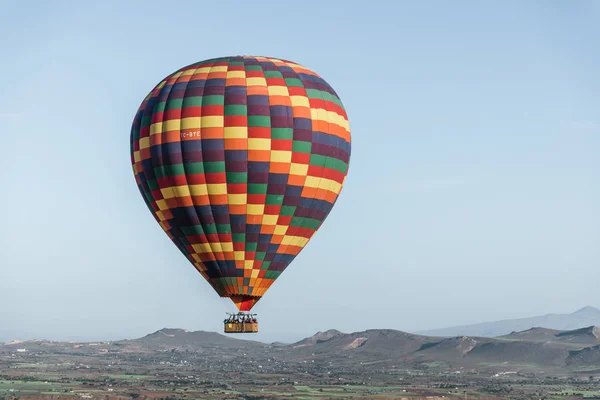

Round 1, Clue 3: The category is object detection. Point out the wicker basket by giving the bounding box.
[224,322,259,333]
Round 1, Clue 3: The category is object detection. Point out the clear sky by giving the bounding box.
[1,0,598,344]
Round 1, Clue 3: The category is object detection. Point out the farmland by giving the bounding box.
[1,327,599,399]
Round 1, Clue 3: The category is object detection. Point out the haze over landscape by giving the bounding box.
[419,306,600,338]
[0,3,598,398]
[2,308,600,399]
[0,0,600,400]
[2,1,598,346]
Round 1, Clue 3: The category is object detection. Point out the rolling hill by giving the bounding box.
[500,325,600,347]
[131,328,264,349]
[566,345,600,367]
[285,329,440,364]
[4,325,600,374]
[418,306,600,338]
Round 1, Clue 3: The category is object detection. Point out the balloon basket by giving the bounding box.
[223,312,258,333]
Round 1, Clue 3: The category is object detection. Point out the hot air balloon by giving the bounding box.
[130,56,351,333]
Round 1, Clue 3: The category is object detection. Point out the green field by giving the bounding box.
[103,374,153,379]
[550,389,600,398]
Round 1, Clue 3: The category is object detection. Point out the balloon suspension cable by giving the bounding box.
[224,311,258,320]
[226,311,257,317]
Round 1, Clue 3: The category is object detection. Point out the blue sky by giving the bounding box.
[1,0,598,343]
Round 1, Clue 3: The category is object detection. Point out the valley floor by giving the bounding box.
[1,350,599,400]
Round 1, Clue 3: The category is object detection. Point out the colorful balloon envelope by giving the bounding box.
[130,56,351,312]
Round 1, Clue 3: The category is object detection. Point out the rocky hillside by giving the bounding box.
[2,325,600,373]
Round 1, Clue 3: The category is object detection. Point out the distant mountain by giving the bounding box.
[418,306,600,338]
[291,329,343,348]
[500,325,600,347]
[131,328,264,350]
[500,327,564,343]
[555,326,600,345]
[2,324,600,373]
[417,335,569,366]
[286,329,438,362]
[290,326,600,370]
